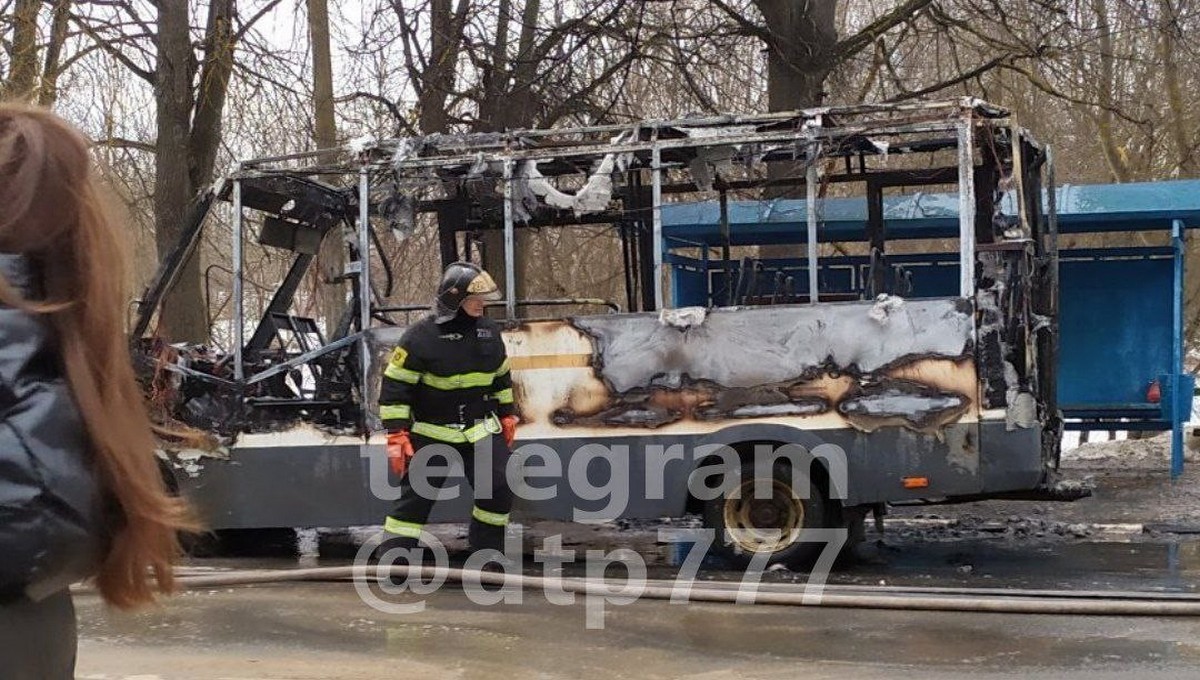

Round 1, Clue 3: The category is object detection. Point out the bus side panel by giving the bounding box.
[977,421,1046,493]
[171,422,1038,530]
[508,423,985,519]
[174,443,397,530]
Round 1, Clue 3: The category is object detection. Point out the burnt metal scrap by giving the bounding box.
[134,173,365,439]
[977,242,1046,431]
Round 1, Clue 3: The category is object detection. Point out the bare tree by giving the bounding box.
[3,0,41,98]
[702,0,938,110]
[2,0,72,102]
[307,0,344,332]
[36,0,71,106]
[151,0,234,342]
[75,0,282,342]
[34,0,1200,356]
[361,0,644,300]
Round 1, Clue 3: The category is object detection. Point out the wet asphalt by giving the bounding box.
[74,531,1200,679]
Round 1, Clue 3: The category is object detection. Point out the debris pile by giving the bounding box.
[881,513,1130,542]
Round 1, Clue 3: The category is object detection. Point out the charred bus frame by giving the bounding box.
[137,99,1076,563]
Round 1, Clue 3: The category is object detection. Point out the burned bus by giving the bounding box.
[140,99,1076,566]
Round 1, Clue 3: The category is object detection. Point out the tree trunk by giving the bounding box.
[1159,0,1195,177]
[476,0,511,131]
[152,0,240,344]
[1093,0,1131,183]
[37,0,72,107]
[477,0,542,310]
[153,0,208,343]
[307,0,344,334]
[418,0,470,135]
[189,0,236,188]
[5,0,41,100]
[498,0,541,130]
[755,0,837,112]
[754,0,837,263]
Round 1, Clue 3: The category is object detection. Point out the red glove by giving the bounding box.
[500,415,519,448]
[387,430,415,476]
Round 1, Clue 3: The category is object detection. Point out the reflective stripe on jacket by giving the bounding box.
[378,311,515,436]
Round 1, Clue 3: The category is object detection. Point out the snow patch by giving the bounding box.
[1062,431,1198,468]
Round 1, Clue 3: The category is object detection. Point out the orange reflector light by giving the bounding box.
[902,476,929,489]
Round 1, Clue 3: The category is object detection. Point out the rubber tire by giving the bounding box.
[702,460,829,570]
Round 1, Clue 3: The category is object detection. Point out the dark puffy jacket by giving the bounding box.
[0,253,103,603]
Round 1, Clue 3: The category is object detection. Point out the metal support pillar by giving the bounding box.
[866,179,886,298]
[805,143,820,303]
[357,167,372,423]
[434,203,460,268]
[503,159,516,319]
[956,113,977,297]
[231,178,244,381]
[652,145,664,310]
[1172,218,1186,479]
[1045,147,1062,468]
[719,187,731,306]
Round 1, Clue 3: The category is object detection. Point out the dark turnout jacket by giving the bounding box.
[0,253,103,604]
[378,311,514,441]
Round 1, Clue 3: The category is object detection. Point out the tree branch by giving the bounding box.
[232,0,286,44]
[886,53,1010,102]
[93,136,156,152]
[707,0,772,42]
[529,2,625,69]
[540,49,639,125]
[334,91,417,135]
[997,61,1147,126]
[391,2,427,94]
[835,0,937,61]
[68,14,155,82]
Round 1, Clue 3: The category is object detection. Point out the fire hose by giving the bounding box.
[78,566,1200,617]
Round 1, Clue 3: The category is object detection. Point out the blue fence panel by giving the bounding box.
[671,263,709,309]
[1057,253,1173,411]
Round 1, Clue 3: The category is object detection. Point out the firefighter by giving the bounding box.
[376,262,518,558]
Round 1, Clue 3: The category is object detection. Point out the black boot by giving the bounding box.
[371,535,443,587]
[467,521,520,573]
[370,534,419,564]
[468,520,505,553]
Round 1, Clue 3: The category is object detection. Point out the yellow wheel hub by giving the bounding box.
[722,478,804,554]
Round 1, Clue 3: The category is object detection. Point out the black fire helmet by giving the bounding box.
[434,261,502,322]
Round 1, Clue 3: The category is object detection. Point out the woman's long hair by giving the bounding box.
[0,102,195,608]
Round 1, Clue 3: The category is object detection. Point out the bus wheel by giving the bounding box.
[702,460,828,570]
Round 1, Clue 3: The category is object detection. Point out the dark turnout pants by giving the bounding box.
[384,432,514,552]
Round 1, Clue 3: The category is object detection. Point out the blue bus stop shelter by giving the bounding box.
[662,179,1200,477]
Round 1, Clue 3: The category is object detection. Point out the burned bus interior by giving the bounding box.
[134,99,1059,481]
